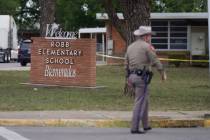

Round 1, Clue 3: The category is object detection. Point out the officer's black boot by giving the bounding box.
[131,130,145,134]
[144,127,152,131]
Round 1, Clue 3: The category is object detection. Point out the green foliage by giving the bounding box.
[0,0,20,15]
[56,0,104,31]
[152,0,207,12]
[1,0,208,35]
[17,0,40,31]
[0,0,40,31]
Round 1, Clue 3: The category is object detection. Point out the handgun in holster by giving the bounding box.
[142,67,153,84]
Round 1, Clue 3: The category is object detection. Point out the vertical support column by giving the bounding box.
[208,0,210,73]
[102,33,105,62]
[187,25,192,65]
[167,21,170,50]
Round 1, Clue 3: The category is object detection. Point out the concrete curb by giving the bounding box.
[204,120,210,128]
[0,119,209,128]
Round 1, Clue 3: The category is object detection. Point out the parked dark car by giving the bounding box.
[18,39,32,66]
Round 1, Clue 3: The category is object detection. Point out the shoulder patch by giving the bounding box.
[149,45,155,51]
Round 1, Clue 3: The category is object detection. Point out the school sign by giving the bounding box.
[30,24,96,87]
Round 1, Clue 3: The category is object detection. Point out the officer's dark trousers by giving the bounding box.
[129,74,149,131]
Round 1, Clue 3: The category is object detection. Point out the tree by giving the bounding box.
[3,0,206,38]
[0,0,40,31]
[102,0,207,46]
[0,0,20,15]
[39,0,56,36]
[151,0,207,12]
[17,0,40,31]
[102,0,151,46]
[56,0,104,31]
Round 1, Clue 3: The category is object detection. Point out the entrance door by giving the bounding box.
[191,32,206,55]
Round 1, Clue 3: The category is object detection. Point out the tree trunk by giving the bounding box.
[39,0,56,37]
[103,0,151,47]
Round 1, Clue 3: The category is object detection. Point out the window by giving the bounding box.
[153,44,168,49]
[170,21,187,26]
[151,21,168,26]
[152,27,168,32]
[151,20,188,50]
[152,39,168,43]
[171,27,187,31]
[170,44,187,49]
[170,20,187,50]
[155,33,168,37]
[151,20,168,49]
[170,39,187,44]
[170,33,187,37]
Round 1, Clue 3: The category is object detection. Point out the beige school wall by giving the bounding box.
[191,26,208,55]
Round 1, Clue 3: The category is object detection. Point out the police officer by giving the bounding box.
[125,26,167,134]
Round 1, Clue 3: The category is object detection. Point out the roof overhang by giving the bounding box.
[151,12,208,19]
[96,12,208,20]
[79,27,106,34]
[96,13,124,20]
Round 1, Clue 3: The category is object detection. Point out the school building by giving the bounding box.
[79,12,209,66]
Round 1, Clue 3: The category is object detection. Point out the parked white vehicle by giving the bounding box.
[11,48,19,61]
[0,15,18,62]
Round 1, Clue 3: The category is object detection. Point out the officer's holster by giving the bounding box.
[128,69,153,84]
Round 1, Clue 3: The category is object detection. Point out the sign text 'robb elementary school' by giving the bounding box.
[39,41,83,78]
[30,23,96,87]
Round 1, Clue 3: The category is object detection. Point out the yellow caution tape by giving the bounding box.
[159,58,209,63]
[96,53,125,60]
[96,53,209,63]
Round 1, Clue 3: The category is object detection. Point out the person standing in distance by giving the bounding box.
[125,26,167,134]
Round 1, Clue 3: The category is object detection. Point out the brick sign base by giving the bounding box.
[30,38,96,87]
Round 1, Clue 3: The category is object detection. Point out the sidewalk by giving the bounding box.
[0,111,210,128]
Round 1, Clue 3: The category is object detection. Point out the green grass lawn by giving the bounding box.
[0,65,210,111]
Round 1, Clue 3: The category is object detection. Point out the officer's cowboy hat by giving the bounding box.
[133,26,154,36]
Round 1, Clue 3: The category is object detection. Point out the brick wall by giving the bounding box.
[30,38,96,87]
[106,24,126,64]
[111,25,126,55]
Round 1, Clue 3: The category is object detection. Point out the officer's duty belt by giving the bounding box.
[129,69,153,84]
[129,69,144,76]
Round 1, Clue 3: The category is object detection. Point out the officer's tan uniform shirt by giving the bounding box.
[125,39,163,71]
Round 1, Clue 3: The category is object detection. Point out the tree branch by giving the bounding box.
[103,0,127,41]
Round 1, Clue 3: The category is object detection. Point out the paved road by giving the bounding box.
[0,62,30,71]
[0,127,209,140]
